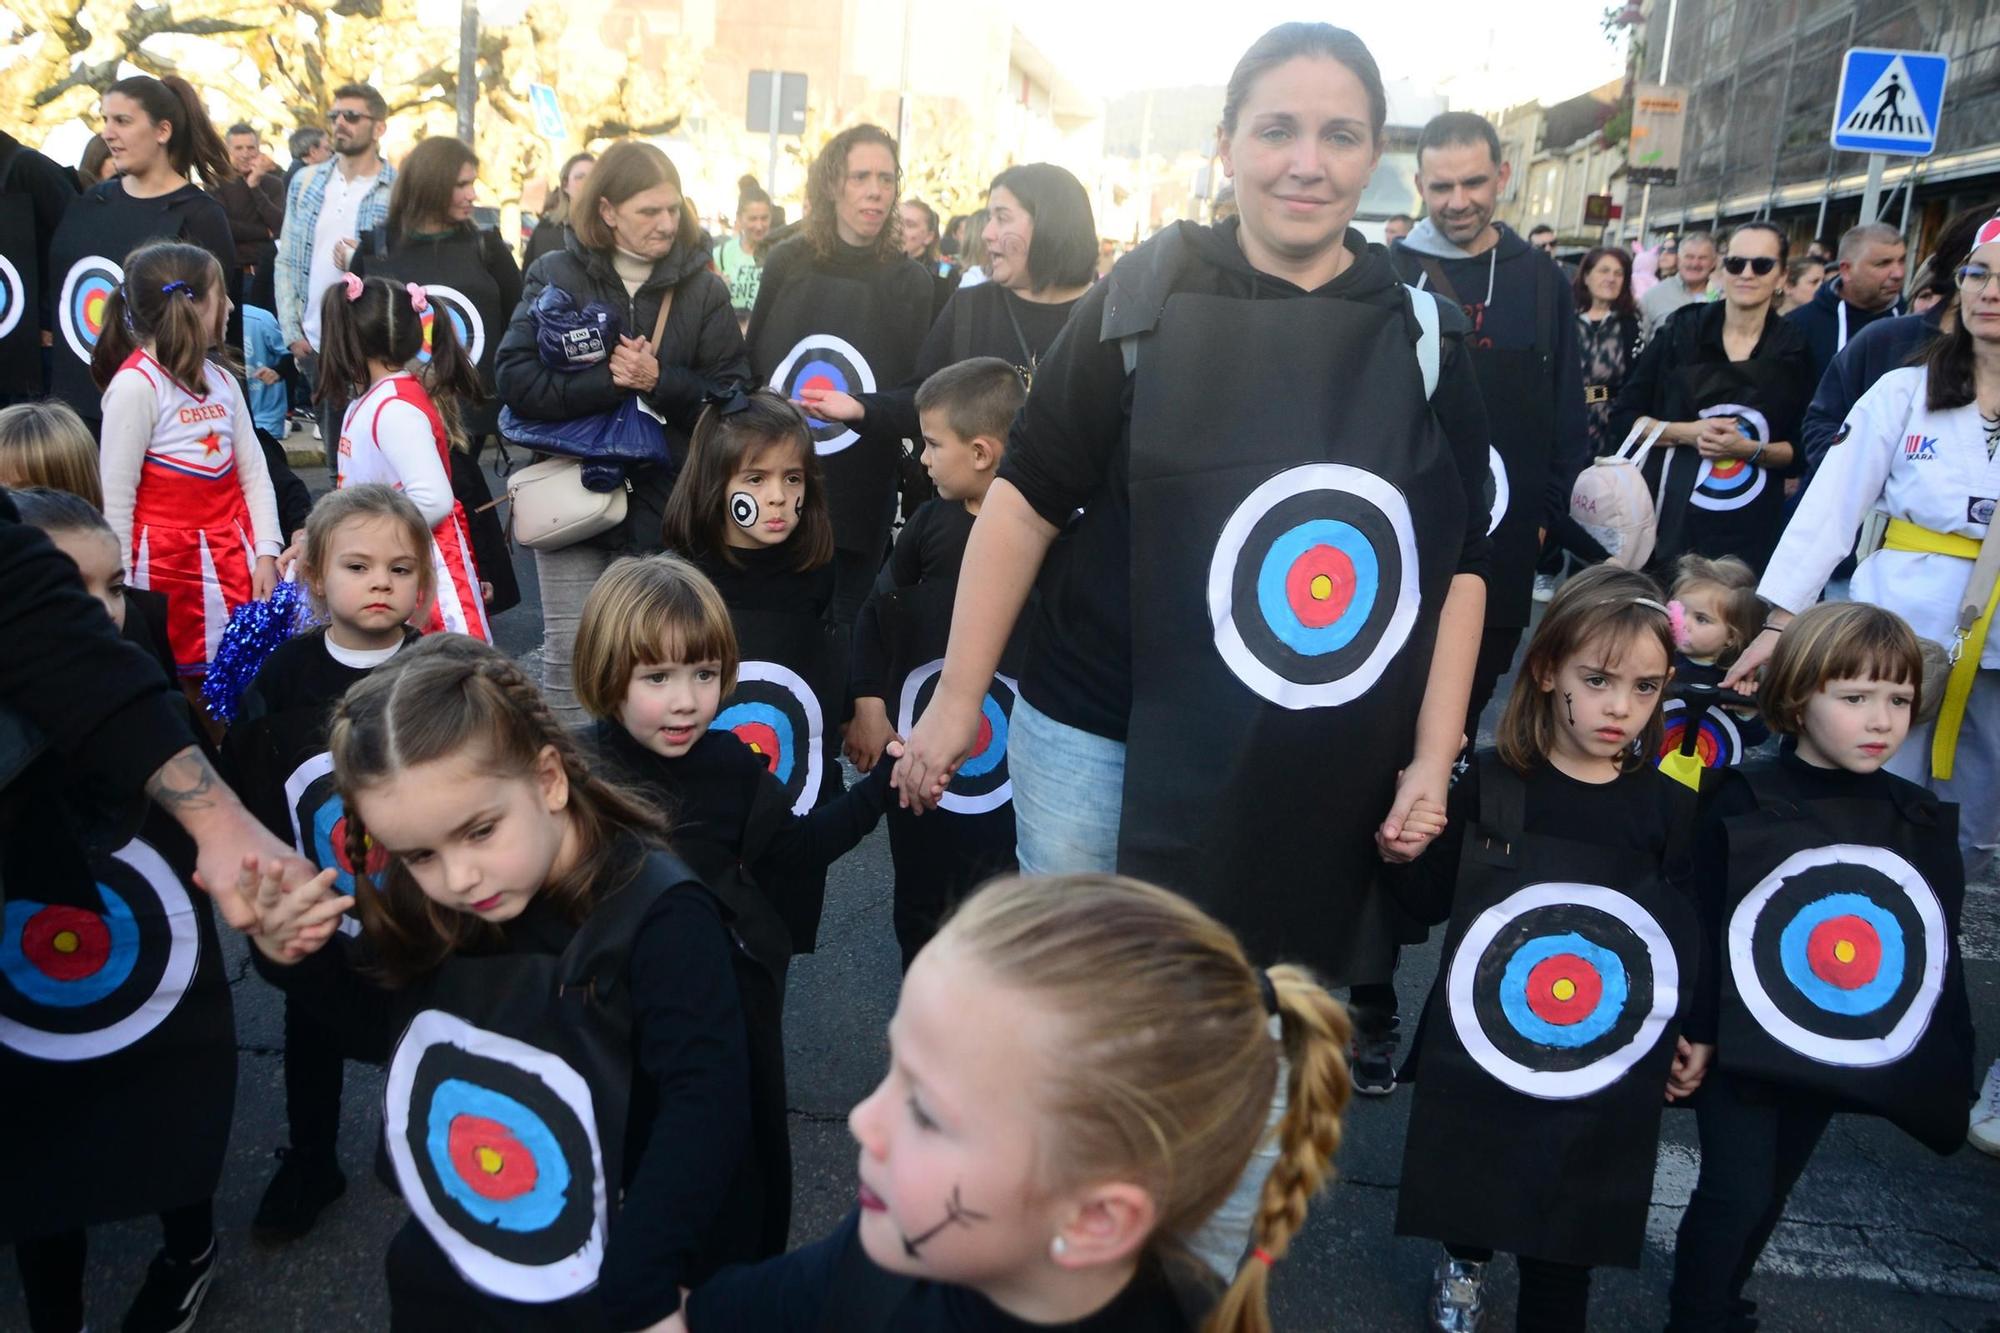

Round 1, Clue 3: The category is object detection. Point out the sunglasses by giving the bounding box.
[327,109,376,126]
[1721,256,1778,276]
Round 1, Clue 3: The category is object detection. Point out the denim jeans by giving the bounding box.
[1009,695,1125,875]
[534,543,617,726]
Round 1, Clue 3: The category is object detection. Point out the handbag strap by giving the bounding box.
[650,284,674,347]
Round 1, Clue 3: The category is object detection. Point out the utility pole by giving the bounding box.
[456,0,478,143]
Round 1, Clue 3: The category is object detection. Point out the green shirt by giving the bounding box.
[716,236,763,313]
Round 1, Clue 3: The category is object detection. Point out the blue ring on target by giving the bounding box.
[310,793,363,894]
[1,887,140,1007]
[794,359,849,428]
[425,1076,573,1231]
[956,694,1011,779]
[1496,931,1628,1047]
[1776,891,1903,1017]
[712,700,797,784]
[1253,518,1379,655]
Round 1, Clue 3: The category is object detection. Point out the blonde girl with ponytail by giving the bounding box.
[671,873,1353,1333]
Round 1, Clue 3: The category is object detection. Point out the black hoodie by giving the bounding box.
[1783,273,1903,386]
[997,219,1493,742]
[496,228,750,551]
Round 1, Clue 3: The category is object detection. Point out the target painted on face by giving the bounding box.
[1448,881,1680,1100]
[729,491,758,529]
[769,334,876,456]
[1728,844,1946,1067]
[1209,462,1421,710]
[1485,445,1509,536]
[897,660,1018,815]
[57,255,123,364]
[1655,698,1743,770]
[0,839,199,1062]
[0,252,25,341]
[285,752,388,894]
[385,1009,607,1302]
[1689,404,1771,511]
[713,660,825,816]
[417,285,485,365]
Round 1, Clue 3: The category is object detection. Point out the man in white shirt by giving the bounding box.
[1639,230,1720,337]
[274,82,396,477]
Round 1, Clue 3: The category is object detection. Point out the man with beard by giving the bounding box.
[1785,220,1908,384]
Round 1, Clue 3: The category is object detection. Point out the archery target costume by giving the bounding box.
[337,372,491,641]
[1395,757,1699,1271]
[0,178,40,397]
[100,351,282,673]
[355,225,514,440]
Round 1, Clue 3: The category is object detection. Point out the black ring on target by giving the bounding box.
[1655,698,1743,770]
[0,253,24,341]
[769,334,876,455]
[385,1010,606,1301]
[897,659,1017,815]
[57,256,123,364]
[712,661,825,816]
[729,492,758,528]
[1728,844,1945,1067]
[1689,404,1770,511]
[1448,881,1678,1100]
[1209,462,1421,710]
[417,284,485,365]
[0,838,198,1062]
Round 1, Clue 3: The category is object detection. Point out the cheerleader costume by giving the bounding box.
[100,350,282,674]
[336,372,490,641]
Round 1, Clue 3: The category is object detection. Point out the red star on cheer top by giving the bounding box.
[200,432,223,457]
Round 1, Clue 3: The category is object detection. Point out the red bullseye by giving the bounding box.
[1283,544,1356,629]
[1806,914,1881,990]
[1524,953,1603,1025]
[446,1114,539,1201]
[969,712,994,759]
[1709,458,1747,479]
[802,374,835,396]
[329,814,390,876]
[21,905,110,981]
[732,721,783,774]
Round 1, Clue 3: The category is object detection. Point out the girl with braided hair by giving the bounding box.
[243,634,787,1329]
[671,873,1354,1333]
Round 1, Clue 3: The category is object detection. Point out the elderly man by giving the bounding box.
[1638,230,1719,336]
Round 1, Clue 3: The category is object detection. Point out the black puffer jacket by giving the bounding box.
[496,228,749,551]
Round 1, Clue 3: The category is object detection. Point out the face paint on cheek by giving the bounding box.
[899,1183,991,1259]
[729,492,758,529]
[1563,691,1576,726]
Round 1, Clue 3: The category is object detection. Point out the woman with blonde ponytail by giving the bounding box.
[671,873,1353,1332]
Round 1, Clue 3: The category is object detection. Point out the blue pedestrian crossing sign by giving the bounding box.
[528,83,566,142]
[1830,48,1947,156]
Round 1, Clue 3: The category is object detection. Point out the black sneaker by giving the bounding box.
[121,1241,216,1333]
[252,1147,346,1243]
[1350,1015,1400,1097]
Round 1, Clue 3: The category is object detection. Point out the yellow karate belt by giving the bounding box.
[1883,518,1998,779]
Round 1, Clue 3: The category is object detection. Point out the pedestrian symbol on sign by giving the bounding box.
[1843,61,1926,140]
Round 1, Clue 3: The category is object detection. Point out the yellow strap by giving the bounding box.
[1882,519,1998,779]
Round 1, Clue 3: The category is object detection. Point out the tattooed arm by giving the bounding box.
[145,745,304,931]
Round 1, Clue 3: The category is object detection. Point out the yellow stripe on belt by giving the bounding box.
[1883,518,1998,779]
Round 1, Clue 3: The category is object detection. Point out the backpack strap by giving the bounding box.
[1469,752,1526,870]
[951,292,976,363]
[1406,284,1441,400]
[816,1225,916,1333]
[1413,256,1462,307]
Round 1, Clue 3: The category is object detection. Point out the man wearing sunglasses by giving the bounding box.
[273,82,396,478]
[1784,220,1907,386]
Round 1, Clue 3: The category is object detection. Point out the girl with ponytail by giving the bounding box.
[672,873,1354,1333]
[94,240,281,680]
[319,272,492,639]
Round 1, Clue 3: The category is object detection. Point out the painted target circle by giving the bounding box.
[1485,445,1509,535]
[896,659,1018,815]
[1689,404,1771,511]
[57,255,123,364]
[416,285,485,365]
[1655,698,1743,770]
[729,491,758,528]
[385,1009,607,1302]
[1728,844,1945,1067]
[712,661,825,816]
[1447,881,1680,1100]
[1209,462,1421,710]
[286,753,388,894]
[769,334,876,455]
[0,252,25,341]
[0,839,199,1061]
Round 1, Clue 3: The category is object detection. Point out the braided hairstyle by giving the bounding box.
[327,635,669,984]
[937,875,1352,1333]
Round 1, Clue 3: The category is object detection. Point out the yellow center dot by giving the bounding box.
[748,742,765,756]
[52,930,79,955]
[476,1146,504,1175]
[1310,573,1333,601]
[1552,977,1576,1002]
[1834,939,1857,965]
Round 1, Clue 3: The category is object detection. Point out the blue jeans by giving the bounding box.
[1009,696,1125,875]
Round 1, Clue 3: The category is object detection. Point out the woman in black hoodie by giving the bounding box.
[496,140,749,724]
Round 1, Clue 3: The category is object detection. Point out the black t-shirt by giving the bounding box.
[690,542,837,619]
[851,497,976,699]
[855,283,1082,443]
[685,1210,1198,1332]
[996,223,1493,741]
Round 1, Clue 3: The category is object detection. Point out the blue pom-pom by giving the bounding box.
[203,578,318,723]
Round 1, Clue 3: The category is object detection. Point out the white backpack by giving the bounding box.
[1571,420,1670,570]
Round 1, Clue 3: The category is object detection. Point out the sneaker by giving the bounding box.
[1429,1253,1486,1332]
[1351,1015,1399,1097]
[311,422,322,441]
[1971,1058,2000,1157]
[1532,572,1557,603]
[252,1148,346,1243]
[121,1240,216,1333]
